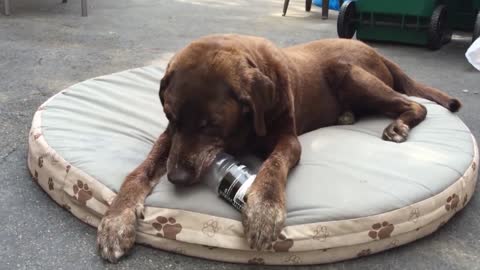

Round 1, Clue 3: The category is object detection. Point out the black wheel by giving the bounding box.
[306,0,312,12]
[473,11,480,43]
[427,5,448,50]
[337,1,356,39]
[442,29,452,45]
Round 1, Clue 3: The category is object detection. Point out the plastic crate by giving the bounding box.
[313,0,341,10]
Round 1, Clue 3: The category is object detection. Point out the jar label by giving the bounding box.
[217,165,255,211]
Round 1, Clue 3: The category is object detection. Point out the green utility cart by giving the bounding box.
[337,0,451,50]
[448,0,480,42]
[476,10,480,42]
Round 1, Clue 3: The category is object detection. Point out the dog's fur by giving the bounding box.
[97,34,461,262]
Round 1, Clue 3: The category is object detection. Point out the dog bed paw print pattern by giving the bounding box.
[27,66,478,265]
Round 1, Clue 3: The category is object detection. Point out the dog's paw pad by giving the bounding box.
[382,122,409,143]
[97,209,136,263]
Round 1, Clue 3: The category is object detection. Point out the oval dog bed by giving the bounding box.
[27,66,478,265]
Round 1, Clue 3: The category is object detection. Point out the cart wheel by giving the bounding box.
[428,5,448,50]
[442,29,452,45]
[473,11,480,43]
[337,1,356,38]
[306,0,312,12]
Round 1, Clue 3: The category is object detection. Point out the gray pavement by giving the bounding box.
[1,0,479,269]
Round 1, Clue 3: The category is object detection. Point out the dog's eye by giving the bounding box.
[198,119,221,135]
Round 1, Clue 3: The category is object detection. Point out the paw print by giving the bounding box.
[202,220,220,237]
[62,204,71,211]
[38,156,44,168]
[153,216,182,240]
[408,208,420,223]
[284,255,301,264]
[73,180,93,205]
[463,194,468,207]
[387,239,400,248]
[48,177,54,191]
[273,234,294,252]
[357,249,371,257]
[368,221,394,240]
[248,257,265,265]
[445,194,460,211]
[313,225,329,241]
[32,170,39,182]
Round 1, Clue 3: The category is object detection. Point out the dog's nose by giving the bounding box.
[167,167,193,185]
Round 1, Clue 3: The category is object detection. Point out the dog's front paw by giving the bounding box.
[97,207,137,263]
[382,121,410,143]
[242,192,286,251]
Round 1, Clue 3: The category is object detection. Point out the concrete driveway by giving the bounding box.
[1,0,479,269]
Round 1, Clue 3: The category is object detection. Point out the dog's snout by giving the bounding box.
[167,167,193,185]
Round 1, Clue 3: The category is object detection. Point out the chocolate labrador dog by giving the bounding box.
[97,34,461,262]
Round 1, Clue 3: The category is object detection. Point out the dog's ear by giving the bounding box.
[159,62,174,105]
[233,57,275,136]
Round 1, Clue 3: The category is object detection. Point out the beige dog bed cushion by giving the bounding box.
[27,66,478,265]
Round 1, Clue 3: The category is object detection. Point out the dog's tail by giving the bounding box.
[382,57,461,112]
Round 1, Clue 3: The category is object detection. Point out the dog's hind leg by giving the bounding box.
[382,57,461,112]
[334,63,427,143]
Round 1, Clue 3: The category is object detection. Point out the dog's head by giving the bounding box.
[159,36,277,186]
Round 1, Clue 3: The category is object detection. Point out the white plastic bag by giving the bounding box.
[466,37,480,71]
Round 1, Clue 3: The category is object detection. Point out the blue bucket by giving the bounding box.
[312,0,341,11]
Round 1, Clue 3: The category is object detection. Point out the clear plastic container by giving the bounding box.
[203,153,256,211]
[466,37,480,71]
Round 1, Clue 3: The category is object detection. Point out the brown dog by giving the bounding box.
[96,34,461,262]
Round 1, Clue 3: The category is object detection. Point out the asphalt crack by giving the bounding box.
[0,147,18,164]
